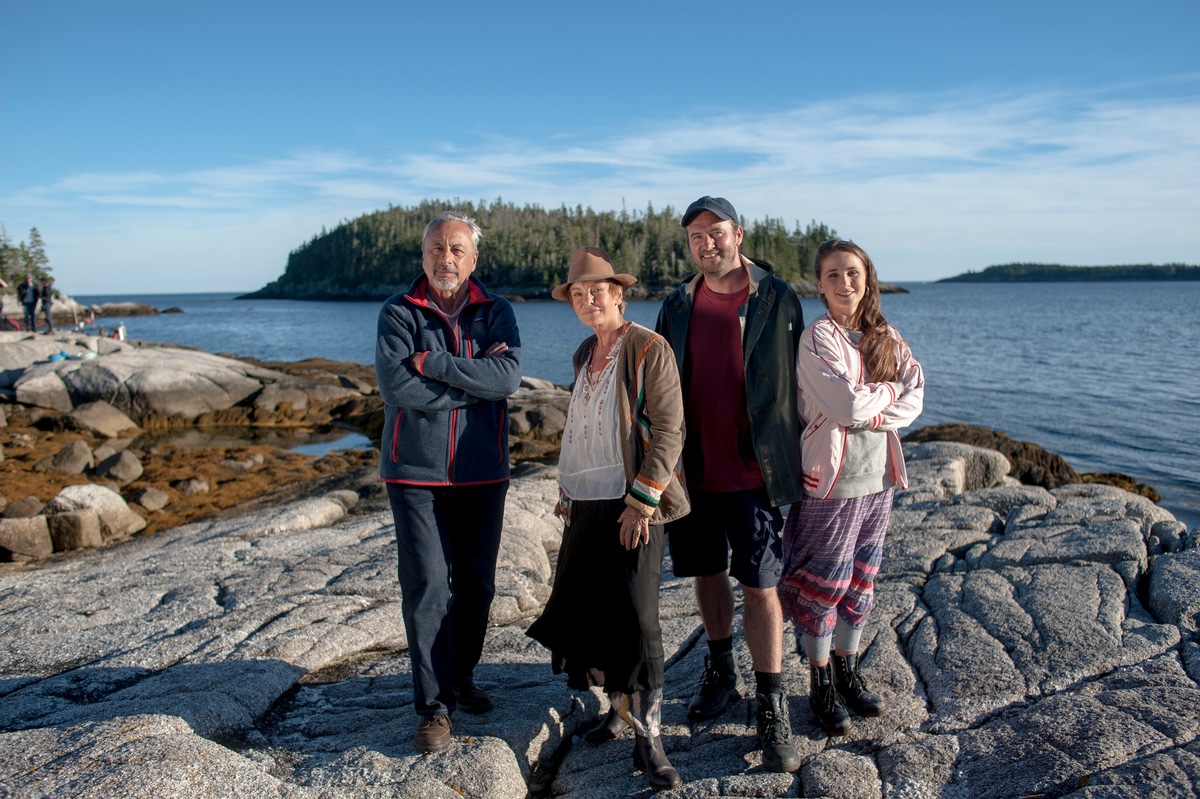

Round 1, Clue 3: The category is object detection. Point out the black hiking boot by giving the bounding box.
[809,663,852,737]
[832,652,884,717]
[755,692,800,773]
[687,650,745,721]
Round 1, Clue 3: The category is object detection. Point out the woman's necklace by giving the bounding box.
[584,322,630,386]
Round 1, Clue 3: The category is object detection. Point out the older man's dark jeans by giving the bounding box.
[387,481,507,717]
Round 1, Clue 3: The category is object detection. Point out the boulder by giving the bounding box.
[905,422,1078,487]
[174,478,210,497]
[13,368,72,412]
[46,484,146,539]
[508,385,571,461]
[48,509,104,550]
[11,346,270,421]
[93,438,134,463]
[2,495,45,519]
[134,486,170,512]
[66,400,139,438]
[1149,519,1188,555]
[903,440,1011,491]
[96,450,144,486]
[33,439,94,474]
[0,516,53,560]
[0,333,82,390]
[6,339,366,428]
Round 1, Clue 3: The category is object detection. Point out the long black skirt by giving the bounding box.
[527,496,666,694]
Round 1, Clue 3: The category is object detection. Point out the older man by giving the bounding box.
[375,210,522,754]
[656,196,804,772]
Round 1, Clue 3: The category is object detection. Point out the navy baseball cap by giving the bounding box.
[681,196,739,227]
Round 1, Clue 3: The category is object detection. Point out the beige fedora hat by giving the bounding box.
[551,247,637,301]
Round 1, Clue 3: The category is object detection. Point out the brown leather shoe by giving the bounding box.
[414,713,452,753]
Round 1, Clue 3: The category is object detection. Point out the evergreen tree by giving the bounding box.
[0,224,16,284]
[22,227,52,279]
[791,220,839,280]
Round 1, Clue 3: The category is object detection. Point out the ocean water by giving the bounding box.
[75,282,1200,527]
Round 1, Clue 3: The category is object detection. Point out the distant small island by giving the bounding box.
[939,263,1199,282]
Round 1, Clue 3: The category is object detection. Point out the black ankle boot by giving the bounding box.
[755,692,800,773]
[831,653,884,717]
[809,663,851,736]
[687,650,744,721]
[633,734,682,790]
[582,706,627,743]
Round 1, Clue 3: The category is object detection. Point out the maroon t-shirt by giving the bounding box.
[683,280,764,492]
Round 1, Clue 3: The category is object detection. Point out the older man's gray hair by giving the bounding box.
[423,211,483,247]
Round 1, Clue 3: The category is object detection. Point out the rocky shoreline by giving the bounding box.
[1,330,1197,798]
[0,330,567,560]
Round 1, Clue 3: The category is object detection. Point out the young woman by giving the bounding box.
[778,239,924,736]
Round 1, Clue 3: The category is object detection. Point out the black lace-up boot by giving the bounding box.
[831,652,884,717]
[687,650,745,721]
[755,692,800,772]
[809,663,852,736]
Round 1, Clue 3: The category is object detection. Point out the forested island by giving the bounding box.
[240,198,854,301]
[939,263,1199,282]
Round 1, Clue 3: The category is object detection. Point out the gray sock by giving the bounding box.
[803,634,831,664]
[833,618,862,654]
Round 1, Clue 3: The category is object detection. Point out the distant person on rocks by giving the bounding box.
[18,275,38,332]
[527,247,688,791]
[778,239,924,737]
[374,210,522,755]
[655,196,805,773]
[39,277,56,333]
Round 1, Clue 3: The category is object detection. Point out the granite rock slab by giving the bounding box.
[0,442,1196,798]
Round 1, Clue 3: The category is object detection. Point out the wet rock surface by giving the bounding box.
[0,442,1196,798]
[0,336,387,546]
[1,334,572,553]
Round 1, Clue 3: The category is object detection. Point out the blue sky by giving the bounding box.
[2,0,1197,294]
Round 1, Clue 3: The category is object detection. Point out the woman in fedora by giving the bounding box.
[527,246,688,790]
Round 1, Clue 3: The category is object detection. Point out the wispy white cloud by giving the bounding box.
[3,80,1197,293]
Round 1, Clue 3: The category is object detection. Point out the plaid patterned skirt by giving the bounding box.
[778,489,894,638]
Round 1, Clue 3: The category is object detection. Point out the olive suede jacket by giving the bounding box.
[376,275,522,486]
[655,257,805,508]
[569,322,690,524]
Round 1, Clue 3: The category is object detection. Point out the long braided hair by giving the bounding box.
[815,239,899,383]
